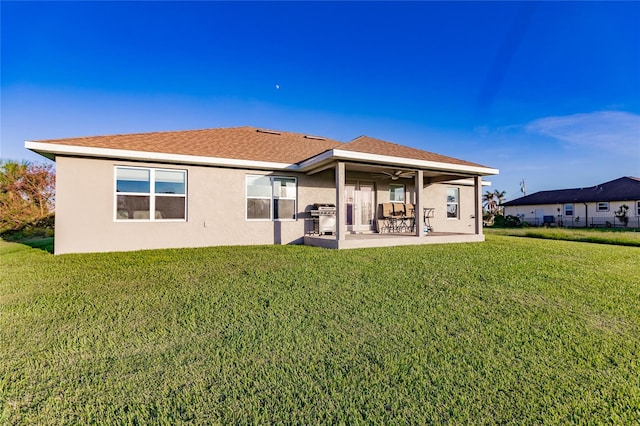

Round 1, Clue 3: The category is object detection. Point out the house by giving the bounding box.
[25,126,498,254]
[502,177,640,228]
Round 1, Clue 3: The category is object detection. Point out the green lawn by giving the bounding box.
[2,236,639,424]
[485,227,640,247]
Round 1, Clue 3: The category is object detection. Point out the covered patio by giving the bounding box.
[297,136,498,249]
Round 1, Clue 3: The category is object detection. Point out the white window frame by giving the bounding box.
[596,202,609,212]
[446,187,459,220]
[114,166,187,222]
[246,175,297,221]
[389,184,405,203]
[636,201,640,216]
[564,203,574,216]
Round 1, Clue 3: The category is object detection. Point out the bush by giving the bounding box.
[504,215,522,227]
[0,214,55,241]
[615,204,630,227]
[492,214,522,228]
[0,160,55,232]
[493,215,505,227]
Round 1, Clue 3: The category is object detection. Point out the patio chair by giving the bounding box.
[392,203,408,232]
[423,208,434,233]
[406,204,416,232]
[379,203,395,233]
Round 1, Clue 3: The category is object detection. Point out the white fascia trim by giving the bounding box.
[25,141,297,171]
[299,149,499,176]
[446,178,492,186]
[332,149,499,175]
[297,149,335,168]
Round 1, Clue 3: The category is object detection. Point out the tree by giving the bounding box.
[615,204,629,227]
[483,189,507,222]
[493,189,506,216]
[483,191,496,214]
[0,160,55,232]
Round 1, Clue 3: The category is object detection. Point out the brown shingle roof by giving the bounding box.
[341,136,487,168]
[503,176,640,206]
[35,126,343,164]
[33,127,491,170]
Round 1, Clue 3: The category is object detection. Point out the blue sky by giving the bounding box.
[2,1,639,201]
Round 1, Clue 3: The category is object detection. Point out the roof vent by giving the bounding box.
[256,129,281,135]
[304,135,325,141]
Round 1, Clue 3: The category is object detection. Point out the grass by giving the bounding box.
[1,236,639,424]
[486,227,640,247]
[0,236,54,253]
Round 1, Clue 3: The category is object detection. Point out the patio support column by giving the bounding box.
[415,170,424,238]
[474,175,483,235]
[335,161,346,243]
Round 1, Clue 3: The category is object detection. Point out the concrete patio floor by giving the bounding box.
[303,232,485,249]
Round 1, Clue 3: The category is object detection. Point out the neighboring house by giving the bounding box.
[502,177,640,228]
[26,126,498,254]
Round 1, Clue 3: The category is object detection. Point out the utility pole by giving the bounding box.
[520,179,526,197]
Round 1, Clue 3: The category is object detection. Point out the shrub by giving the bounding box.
[503,215,522,227]
[0,160,55,232]
[0,214,55,241]
[615,204,629,227]
[492,215,522,228]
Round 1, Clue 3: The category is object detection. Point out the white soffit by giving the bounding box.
[299,149,499,176]
[25,141,499,176]
[24,141,297,171]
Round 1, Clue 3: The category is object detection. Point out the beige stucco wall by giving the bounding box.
[503,204,561,223]
[54,156,336,254]
[423,183,478,233]
[54,157,482,254]
[505,201,640,227]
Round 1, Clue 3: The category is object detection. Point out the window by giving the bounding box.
[564,204,574,216]
[115,167,186,221]
[636,201,640,216]
[246,175,297,220]
[446,188,459,219]
[596,202,609,212]
[389,184,405,203]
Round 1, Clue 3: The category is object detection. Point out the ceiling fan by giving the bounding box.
[371,170,415,180]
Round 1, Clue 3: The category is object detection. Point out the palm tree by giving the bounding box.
[483,191,496,213]
[493,190,506,216]
[483,191,497,217]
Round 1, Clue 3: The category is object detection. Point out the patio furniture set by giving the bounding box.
[377,203,434,234]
